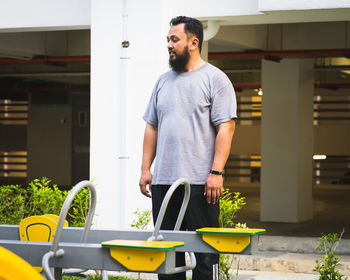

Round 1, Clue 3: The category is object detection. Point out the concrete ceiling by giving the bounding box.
[0,18,350,88]
[202,8,350,26]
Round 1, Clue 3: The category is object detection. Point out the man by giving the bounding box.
[139,16,236,280]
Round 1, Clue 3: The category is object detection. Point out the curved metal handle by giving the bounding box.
[42,249,64,280]
[42,180,97,280]
[149,178,191,241]
[172,252,196,274]
[52,180,97,251]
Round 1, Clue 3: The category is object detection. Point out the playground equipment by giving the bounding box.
[0,246,44,280]
[0,179,265,280]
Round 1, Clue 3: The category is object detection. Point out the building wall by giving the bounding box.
[259,0,350,11]
[0,0,90,31]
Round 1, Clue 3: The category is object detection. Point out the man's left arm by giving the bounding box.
[205,119,236,204]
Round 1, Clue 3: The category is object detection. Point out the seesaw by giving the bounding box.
[0,179,265,280]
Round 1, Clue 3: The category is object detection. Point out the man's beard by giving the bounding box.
[169,46,190,73]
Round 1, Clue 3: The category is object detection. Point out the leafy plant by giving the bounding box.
[219,254,232,280]
[130,208,152,230]
[218,188,247,280]
[26,178,68,217]
[130,208,152,280]
[219,189,246,228]
[0,177,90,227]
[235,222,248,229]
[0,183,27,224]
[68,187,90,227]
[314,231,348,280]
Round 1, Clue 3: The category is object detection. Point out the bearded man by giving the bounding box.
[139,16,237,280]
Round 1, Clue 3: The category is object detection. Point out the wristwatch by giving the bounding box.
[210,169,223,175]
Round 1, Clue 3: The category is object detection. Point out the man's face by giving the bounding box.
[167,23,191,73]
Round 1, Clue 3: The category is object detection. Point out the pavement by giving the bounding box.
[227,184,350,239]
[106,270,319,279]
[107,270,320,279]
[236,271,318,280]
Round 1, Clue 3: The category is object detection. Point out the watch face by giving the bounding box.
[210,170,222,175]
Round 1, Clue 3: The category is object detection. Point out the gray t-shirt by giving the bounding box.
[143,63,237,185]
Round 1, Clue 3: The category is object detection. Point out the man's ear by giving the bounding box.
[190,37,199,51]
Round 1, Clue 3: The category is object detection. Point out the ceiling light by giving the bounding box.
[313,154,327,160]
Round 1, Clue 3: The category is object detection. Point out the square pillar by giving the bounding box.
[260,58,314,223]
[90,0,168,229]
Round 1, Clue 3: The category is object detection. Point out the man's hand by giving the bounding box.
[139,170,152,198]
[139,124,157,198]
[204,173,223,204]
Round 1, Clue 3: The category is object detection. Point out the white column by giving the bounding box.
[260,58,314,223]
[90,0,169,229]
[202,41,208,62]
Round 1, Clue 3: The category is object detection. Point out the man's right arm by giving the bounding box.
[139,123,158,197]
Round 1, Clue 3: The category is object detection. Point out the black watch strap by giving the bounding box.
[210,169,223,175]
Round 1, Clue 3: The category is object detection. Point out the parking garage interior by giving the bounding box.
[0,21,349,236]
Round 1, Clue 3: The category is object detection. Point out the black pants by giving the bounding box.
[152,184,219,280]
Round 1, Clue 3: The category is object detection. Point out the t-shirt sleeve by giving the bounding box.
[211,83,237,126]
[143,86,158,126]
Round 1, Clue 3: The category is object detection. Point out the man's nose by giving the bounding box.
[167,41,173,50]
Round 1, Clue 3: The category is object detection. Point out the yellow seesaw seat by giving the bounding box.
[19,215,69,242]
[101,240,184,271]
[0,246,44,280]
[196,227,266,253]
[19,215,69,272]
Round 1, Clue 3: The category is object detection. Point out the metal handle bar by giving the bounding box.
[172,252,196,273]
[42,180,97,280]
[148,178,196,273]
[149,178,191,241]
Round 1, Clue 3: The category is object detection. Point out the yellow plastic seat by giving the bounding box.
[0,246,44,280]
[19,215,69,243]
[196,227,266,253]
[102,239,184,271]
[19,215,69,272]
[20,215,58,242]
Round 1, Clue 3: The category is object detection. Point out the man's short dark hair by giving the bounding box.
[170,16,203,52]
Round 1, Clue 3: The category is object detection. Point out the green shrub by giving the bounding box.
[130,208,152,230]
[314,231,348,280]
[0,177,89,227]
[68,187,90,227]
[0,183,27,224]
[27,178,68,217]
[219,188,247,280]
[219,188,246,228]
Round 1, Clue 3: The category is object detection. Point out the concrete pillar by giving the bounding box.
[202,41,208,62]
[90,0,168,229]
[260,58,314,223]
